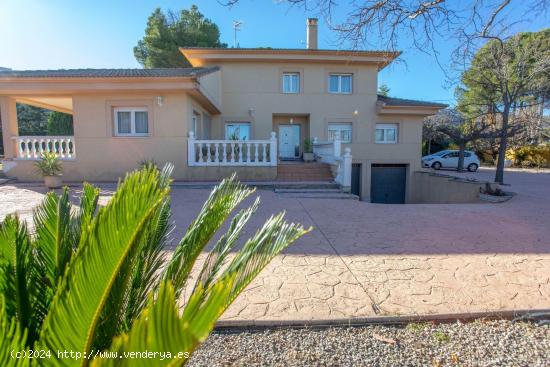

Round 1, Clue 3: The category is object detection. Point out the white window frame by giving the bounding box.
[328,73,353,94]
[375,123,398,144]
[114,107,149,137]
[282,72,300,94]
[225,122,251,140]
[328,122,353,143]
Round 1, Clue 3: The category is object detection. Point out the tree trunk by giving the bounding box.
[457,143,466,171]
[428,138,432,155]
[494,105,510,184]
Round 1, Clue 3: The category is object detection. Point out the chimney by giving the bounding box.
[306,18,318,50]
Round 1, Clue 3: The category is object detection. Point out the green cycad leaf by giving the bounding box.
[33,188,75,284]
[91,279,232,367]
[164,174,254,296]
[38,168,170,366]
[95,164,174,349]
[0,216,37,343]
[194,197,260,292]
[0,296,29,367]
[76,183,100,238]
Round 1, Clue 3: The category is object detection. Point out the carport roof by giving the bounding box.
[0,67,219,79]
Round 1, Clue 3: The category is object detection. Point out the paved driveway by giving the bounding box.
[1,167,549,322]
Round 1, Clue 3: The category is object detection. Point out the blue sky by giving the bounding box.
[0,0,547,105]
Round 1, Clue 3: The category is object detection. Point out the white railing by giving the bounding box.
[14,136,76,160]
[188,131,277,167]
[313,134,352,191]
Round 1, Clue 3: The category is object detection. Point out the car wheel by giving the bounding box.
[432,162,442,170]
[467,163,478,172]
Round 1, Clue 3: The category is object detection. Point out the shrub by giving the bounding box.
[0,167,309,365]
[304,138,313,153]
[508,145,550,168]
[34,152,62,176]
[46,111,74,136]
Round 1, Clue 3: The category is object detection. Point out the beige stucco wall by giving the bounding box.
[4,92,274,182]
[411,171,487,204]
[2,62,432,190]
[197,61,426,200]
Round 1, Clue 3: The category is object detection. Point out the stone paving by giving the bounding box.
[1,167,549,322]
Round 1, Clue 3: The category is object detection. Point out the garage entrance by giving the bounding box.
[370,164,407,204]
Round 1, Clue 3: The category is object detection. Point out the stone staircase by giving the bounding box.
[276,162,334,181]
[275,162,358,200]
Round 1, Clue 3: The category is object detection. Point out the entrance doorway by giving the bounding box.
[279,125,300,158]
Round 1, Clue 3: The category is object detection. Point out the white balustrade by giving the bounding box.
[312,133,352,192]
[188,131,277,167]
[13,136,76,160]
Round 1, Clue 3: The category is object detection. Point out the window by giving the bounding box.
[443,152,459,158]
[375,123,398,143]
[225,123,251,140]
[114,107,149,136]
[328,123,352,143]
[191,111,201,137]
[282,72,300,94]
[328,73,353,94]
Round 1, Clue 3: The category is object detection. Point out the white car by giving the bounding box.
[422,150,480,172]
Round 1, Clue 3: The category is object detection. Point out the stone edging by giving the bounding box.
[214,309,550,332]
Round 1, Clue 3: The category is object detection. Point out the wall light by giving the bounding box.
[353,110,359,116]
[156,96,163,107]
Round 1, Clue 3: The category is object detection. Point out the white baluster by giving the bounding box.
[262,143,267,163]
[198,143,204,163]
[254,143,259,162]
[206,143,211,163]
[59,139,66,158]
[230,143,235,163]
[45,138,51,154]
[32,139,38,158]
[214,143,220,163]
[18,138,24,158]
[238,142,243,162]
[246,142,251,163]
[70,138,76,158]
[38,138,44,157]
[222,143,227,163]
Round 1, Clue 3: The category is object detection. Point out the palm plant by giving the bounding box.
[0,165,309,366]
[34,152,62,177]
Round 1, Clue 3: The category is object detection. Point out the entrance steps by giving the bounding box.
[276,162,334,181]
[274,182,359,200]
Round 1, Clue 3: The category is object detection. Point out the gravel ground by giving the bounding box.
[189,320,549,367]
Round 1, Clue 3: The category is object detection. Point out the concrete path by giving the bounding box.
[1,167,549,322]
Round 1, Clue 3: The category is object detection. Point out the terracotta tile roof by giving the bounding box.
[378,94,448,108]
[0,67,219,78]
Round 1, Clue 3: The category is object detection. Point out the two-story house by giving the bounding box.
[0,18,445,202]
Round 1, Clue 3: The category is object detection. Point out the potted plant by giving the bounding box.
[35,152,63,188]
[303,138,314,162]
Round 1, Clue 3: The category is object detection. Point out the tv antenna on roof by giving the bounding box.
[232,20,243,48]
